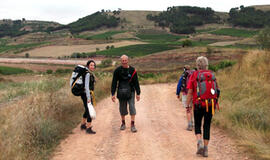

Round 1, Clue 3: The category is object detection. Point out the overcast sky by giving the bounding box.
[0,0,269,24]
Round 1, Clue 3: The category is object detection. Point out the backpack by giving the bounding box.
[70,65,89,96]
[181,70,193,94]
[195,70,219,115]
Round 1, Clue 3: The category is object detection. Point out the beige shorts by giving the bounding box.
[182,94,192,108]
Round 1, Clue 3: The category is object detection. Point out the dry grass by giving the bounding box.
[214,50,270,159]
[0,74,112,160]
[252,5,270,11]
[117,10,161,30]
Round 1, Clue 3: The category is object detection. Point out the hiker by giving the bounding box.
[176,65,194,131]
[71,60,97,134]
[186,56,219,157]
[111,55,141,133]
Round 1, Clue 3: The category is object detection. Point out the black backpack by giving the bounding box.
[70,65,89,96]
[181,70,193,93]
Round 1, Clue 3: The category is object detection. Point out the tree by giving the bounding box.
[256,27,270,50]
[25,53,30,58]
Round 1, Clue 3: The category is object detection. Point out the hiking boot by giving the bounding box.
[186,124,193,131]
[196,140,204,155]
[120,123,126,130]
[86,127,96,134]
[203,146,208,157]
[80,123,86,130]
[131,125,137,133]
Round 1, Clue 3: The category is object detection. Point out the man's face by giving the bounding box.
[121,57,128,68]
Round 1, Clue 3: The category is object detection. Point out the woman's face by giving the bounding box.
[89,62,95,71]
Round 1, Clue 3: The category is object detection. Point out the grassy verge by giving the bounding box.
[0,78,65,103]
[214,50,270,160]
[210,28,259,37]
[93,44,177,57]
[0,73,112,160]
[0,66,33,75]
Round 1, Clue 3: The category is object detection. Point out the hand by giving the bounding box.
[112,95,116,102]
[136,95,140,101]
[87,100,91,104]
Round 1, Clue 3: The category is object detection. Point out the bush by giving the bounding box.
[182,39,192,47]
[209,60,236,72]
[46,70,53,74]
[25,53,29,58]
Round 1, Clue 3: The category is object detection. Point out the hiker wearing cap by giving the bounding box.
[186,56,220,157]
[75,60,97,134]
[176,65,194,131]
[111,55,141,133]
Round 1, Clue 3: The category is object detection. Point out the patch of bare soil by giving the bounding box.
[16,40,146,58]
[52,84,250,160]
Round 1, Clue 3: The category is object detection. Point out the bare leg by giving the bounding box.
[131,115,135,122]
[81,118,86,125]
[121,115,125,121]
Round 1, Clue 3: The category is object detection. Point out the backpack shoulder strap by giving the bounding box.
[129,69,136,83]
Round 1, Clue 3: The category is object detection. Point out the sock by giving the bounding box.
[131,121,135,126]
[197,139,202,145]
[122,120,125,125]
[188,121,192,126]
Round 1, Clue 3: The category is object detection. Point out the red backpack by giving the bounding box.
[195,70,219,115]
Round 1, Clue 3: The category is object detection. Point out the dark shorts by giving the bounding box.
[119,92,136,116]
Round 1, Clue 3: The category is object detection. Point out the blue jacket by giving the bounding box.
[176,75,183,96]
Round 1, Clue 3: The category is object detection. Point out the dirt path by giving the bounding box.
[52,84,248,160]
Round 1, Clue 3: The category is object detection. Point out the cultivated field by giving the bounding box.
[16,40,146,58]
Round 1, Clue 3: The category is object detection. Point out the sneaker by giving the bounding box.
[203,146,208,157]
[131,125,137,133]
[80,123,86,130]
[86,127,96,134]
[120,123,126,130]
[196,140,204,155]
[186,124,193,131]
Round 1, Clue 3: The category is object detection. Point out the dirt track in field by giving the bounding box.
[52,84,249,160]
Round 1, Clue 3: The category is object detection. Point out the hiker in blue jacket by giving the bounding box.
[176,65,194,131]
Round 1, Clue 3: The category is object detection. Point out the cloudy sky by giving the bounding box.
[0,0,269,24]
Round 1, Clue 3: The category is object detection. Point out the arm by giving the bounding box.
[133,72,141,95]
[85,73,91,103]
[186,89,193,107]
[176,76,183,97]
[111,69,118,102]
[186,71,196,106]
